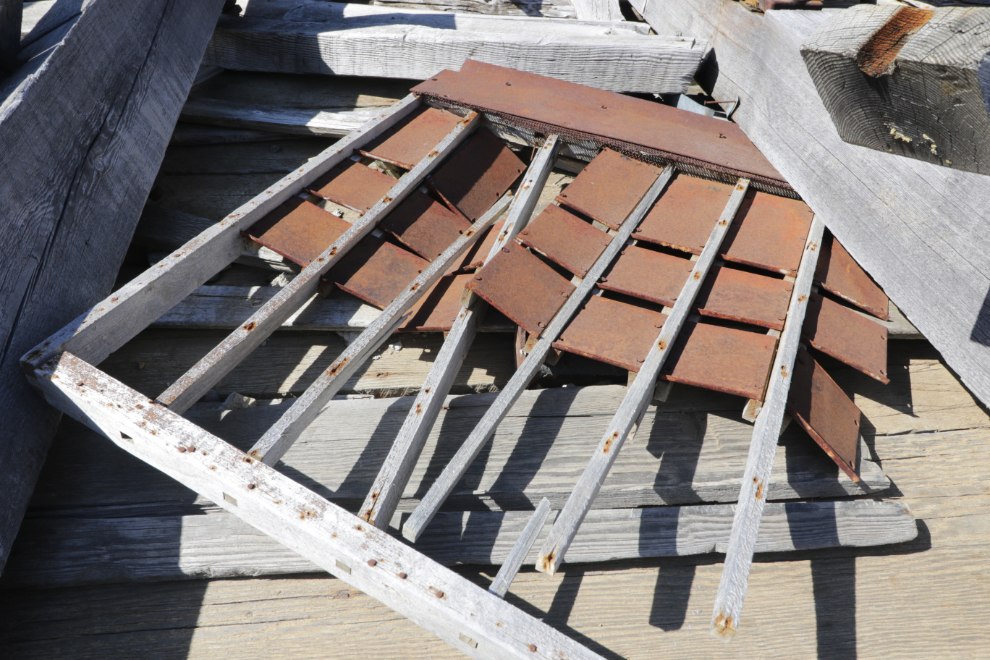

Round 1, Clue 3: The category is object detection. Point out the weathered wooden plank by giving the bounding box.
[0,0,224,573]
[802,6,990,175]
[629,0,990,409]
[371,0,578,19]
[489,498,553,597]
[570,0,622,22]
[204,3,705,94]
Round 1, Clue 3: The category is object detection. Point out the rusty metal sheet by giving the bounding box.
[244,197,350,267]
[412,60,786,188]
[787,347,862,481]
[517,204,611,278]
[553,296,666,372]
[720,191,813,276]
[308,161,396,213]
[447,219,505,274]
[662,322,777,400]
[360,107,464,170]
[463,241,575,336]
[380,190,472,261]
[324,234,430,309]
[555,148,662,230]
[636,174,735,254]
[428,128,525,221]
[597,246,693,307]
[695,265,793,330]
[400,273,473,332]
[815,234,889,320]
[803,292,889,383]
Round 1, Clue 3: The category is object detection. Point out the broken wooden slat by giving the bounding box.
[360,136,563,530]
[536,178,751,576]
[488,498,553,598]
[710,214,826,640]
[153,110,479,414]
[401,166,675,543]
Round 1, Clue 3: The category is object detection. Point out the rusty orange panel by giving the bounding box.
[787,347,862,481]
[695,265,793,330]
[464,241,574,336]
[400,273,474,333]
[556,148,662,230]
[636,174,735,254]
[517,204,611,278]
[803,293,889,383]
[380,190,472,261]
[597,246,693,307]
[447,219,505,274]
[815,234,889,320]
[553,296,666,372]
[662,322,777,400]
[360,107,464,170]
[720,191,813,276]
[244,197,350,267]
[308,161,397,213]
[324,235,429,309]
[428,128,525,221]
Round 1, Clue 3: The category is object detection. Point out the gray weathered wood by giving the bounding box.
[802,6,990,175]
[0,0,223,574]
[489,498,553,597]
[401,167,675,543]
[711,215,826,640]
[371,0,578,19]
[361,136,562,530]
[252,193,511,465]
[570,0,622,22]
[629,1,990,410]
[536,179,750,576]
[0,0,21,74]
[155,109,477,414]
[204,2,704,94]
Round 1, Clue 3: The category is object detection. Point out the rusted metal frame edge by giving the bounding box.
[156,111,483,414]
[31,354,603,660]
[401,166,676,544]
[20,95,423,379]
[710,214,827,641]
[360,136,564,530]
[535,178,752,577]
[250,192,513,466]
[489,498,554,598]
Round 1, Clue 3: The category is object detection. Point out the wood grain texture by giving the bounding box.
[569,0,623,22]
[802,7,990,175]
[629,0,990,411]
[0,0,223,573]
[371,0,578,19]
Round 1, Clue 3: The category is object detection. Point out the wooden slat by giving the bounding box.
[360,136,563,530]
[711,215,827,639]
[401,166,675,543]
[154,111,479,414]
[488,498,554,598]
[536,179,751,576]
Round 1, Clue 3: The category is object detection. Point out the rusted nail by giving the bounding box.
[178,446,187,453]
[527,644,538,652]
[368,559,378,567]
[397,572,408,579]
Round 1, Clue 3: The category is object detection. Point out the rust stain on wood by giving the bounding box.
[857,7,932,77]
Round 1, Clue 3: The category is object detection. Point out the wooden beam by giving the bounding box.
[153,109,479,413]
[802,6,990,176]
[204,2,705,94]
[370,0,579,19]
[250,193,512,465]
[569,0,623,22]
[535,179,751,576]
[33,353,604,660]
[710,215,827,640]
[360,135,562,530]
[401,166,675,543]
[0,0,223,573]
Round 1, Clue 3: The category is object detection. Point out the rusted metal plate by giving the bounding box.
[244,197,350,267]
[308,161,396,213]
[803,292,889,383]
[380,190,472,261]
[447,219,505,274]
[517,204,611,278]
[815,234,889,320]
[787,347,862,481]
[400,273,473,332]
[428,128,525,221]
[555,148,662,230]
[636,174,735,254]
[662,322,777,400]
[463,241,575,336]
[360,107,464,169]
[720,191,813,276]
[597,246,693,307]
[695,265,793,330]
[553,296,666,372]
[324,234,430,309]
[412,60,786,188]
